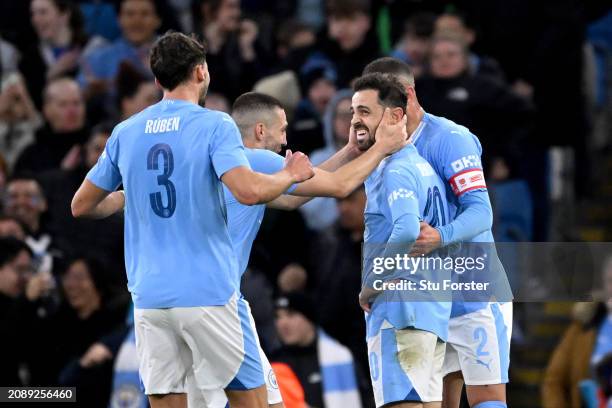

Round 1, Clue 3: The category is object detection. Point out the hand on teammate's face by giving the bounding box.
[284,149,315,183]
[373,108,408,155]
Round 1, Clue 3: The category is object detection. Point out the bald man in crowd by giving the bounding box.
[14,77,89,174]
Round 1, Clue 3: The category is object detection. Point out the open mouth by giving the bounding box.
[354,126,369,140]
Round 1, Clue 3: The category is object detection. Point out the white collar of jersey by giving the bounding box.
[409,111,427,144]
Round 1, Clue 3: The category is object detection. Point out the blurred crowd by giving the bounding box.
[0,0,611,407]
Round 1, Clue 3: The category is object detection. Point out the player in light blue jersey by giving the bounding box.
[192,91,408,408]
[227,92,408,279]
[71,32,316,408]
[351,73,453,408]
[364,57,512,408]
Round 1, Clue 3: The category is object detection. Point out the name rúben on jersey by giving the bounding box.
[145,117,180,134]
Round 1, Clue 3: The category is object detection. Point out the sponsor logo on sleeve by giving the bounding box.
[387,188,416,206]
[450,155,482,172]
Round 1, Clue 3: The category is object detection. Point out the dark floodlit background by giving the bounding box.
[0,0,611,407]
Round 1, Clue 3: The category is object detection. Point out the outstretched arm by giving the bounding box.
[222,151,314,205]
[268,109,408,210]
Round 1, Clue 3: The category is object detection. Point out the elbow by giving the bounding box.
[71,197,90,218]
[71,201,86,218]
[234,189,260,206]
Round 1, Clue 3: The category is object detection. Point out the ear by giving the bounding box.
[390,107,404,124]
[195,64,205,83]
[254,122,265,141]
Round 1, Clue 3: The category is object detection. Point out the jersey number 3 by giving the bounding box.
[147,143,176,218]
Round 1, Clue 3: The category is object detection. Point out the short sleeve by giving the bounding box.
[210,114,250,179]
[383,165,420,224]
[86,130,122,191]
[438,130,487,197]
[247,150,297,193]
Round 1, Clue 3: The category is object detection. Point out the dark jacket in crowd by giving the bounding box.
[13,125,89,175]
[416,72,534,174]
[38,167,125,276]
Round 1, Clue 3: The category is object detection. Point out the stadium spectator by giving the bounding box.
[0,74,43,171]
[318,0,380,88]
[287,55,337,155]
[0,238,34,386]
[0,36,19,75]
[542,257,612,408]
[26,257,129,407]
[272,292,366,407]
[38,123,124,276]
[311,185,368,371]
[197,0,269,101]
[14,77,88,175]
[205,91,231,113]
[276,20,316,63]
[3,175,63,276]
[19,0,103,109]
[0,216,27,240]
[115,61,160,120]
[78,0,160,98]
[416,34,533,177]
[299,88,352,230]
[434,10,506,84]
[391,12,436,79]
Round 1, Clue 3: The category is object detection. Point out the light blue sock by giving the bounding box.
[473,402,507,408]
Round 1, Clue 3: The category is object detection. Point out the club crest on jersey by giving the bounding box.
[388,188,415,206]
[451,155,482,172]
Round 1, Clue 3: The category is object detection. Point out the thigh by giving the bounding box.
[134,308,192,395]
[367,325,442,408]
[175,295,265,392]
[446,303,510,386]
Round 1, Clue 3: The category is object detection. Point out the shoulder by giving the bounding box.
[245,148,284,173]
[425,113,481,150]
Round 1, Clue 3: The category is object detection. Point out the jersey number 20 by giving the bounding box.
[423,186,445,227]
[147,143,176,218]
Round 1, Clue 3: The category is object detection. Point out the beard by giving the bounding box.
[198,83,209,107]
[354,122,375,151]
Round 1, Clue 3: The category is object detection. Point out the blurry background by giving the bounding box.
[0,0,611,407]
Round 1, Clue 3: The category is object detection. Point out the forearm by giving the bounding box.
[267,195,313,210]
[317,144,361,171]
[251,170,296,204]
[73,191,124,219]
[435,191,492,244]
[292,145,386,198]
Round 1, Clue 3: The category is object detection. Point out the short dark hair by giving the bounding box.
[116,62,147,104]
[90,121,116,140]
[232,92,283,115]
[0,237,32,268]
[150,32,207,91]
[353,73,407,111]
[363,57,414,83]
[404,12,436,39]
[327,0,370,18]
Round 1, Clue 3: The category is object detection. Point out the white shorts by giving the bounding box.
[186,300,282,407]
[443,302,512,385]
[134,294,266,395]
[367,324,446,407]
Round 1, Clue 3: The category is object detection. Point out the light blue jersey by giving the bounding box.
[364,144,452,341]
[223,148,296,278]
[412,112,504,317]
[87,99,250,309]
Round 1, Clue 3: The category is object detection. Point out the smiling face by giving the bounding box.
[350,89,385,151]
[31,0,69,43]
